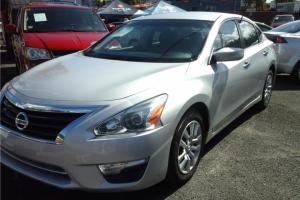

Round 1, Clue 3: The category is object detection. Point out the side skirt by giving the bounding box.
[205,94,262,144]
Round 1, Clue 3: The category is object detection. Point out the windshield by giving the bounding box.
[84,19,213,63]
[273,16,294,23]
[23,8,106,32]
[270,20,300,33]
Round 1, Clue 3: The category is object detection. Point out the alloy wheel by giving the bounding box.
[264,73,273,105]
[177,120,202,174]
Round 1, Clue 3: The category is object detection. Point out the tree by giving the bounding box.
[241,0,255,10]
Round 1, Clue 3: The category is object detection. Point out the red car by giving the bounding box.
[5,3,108,73]
[271,14,294,28]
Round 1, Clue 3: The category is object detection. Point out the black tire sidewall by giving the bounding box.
[293,63,300,83]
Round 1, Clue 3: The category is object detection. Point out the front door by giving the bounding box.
[209,20,251,131]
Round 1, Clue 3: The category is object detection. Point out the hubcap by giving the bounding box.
[264,74,273,104]
[177,120,202,174]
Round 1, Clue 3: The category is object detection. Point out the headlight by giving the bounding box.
[94,94,168,135]
[26,47,50,60]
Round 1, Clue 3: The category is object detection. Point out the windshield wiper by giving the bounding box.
[57,24,83,32]
[56,28,82,32]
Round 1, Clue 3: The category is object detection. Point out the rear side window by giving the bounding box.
[239,21,259,48]
[257,24,270,32]
[213,20,241,51]
[255,26,263,42]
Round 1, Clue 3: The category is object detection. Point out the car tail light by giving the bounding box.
[273,36,287,44]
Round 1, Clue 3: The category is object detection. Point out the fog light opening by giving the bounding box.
[98,159,147,175]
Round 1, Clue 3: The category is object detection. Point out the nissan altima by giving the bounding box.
[0,12,276,191]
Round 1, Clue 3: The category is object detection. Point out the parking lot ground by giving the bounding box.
[1,49,300,200]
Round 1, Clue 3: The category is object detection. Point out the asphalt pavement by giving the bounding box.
[1,49,300,200]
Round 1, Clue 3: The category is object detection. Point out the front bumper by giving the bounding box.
[0,123,173,191]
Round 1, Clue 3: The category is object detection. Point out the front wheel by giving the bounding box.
[256,70,274,110]
[166,109,206,185]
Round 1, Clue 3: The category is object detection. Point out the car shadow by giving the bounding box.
[204,105,261,155]
[273,74,300,91]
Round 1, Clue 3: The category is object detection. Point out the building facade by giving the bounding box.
[270,0,300,13]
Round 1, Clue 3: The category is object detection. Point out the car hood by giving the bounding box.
[23,32,108,50]
[10,53,189,101]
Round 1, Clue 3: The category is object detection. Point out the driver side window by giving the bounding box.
[213,20,241,51]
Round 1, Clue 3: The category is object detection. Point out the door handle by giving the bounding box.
[263,51,268,56]
[243,61,250,68]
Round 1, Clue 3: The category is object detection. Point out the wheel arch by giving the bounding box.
[268,62,277,85]
[173,99,211,138]
[269,64,276,74]
[293,60,300,72]
[188,102,210,135]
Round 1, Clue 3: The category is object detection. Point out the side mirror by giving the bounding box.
[5,24,17,34]
[211,47,244,64]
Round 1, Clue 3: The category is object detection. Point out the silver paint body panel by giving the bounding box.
[0,12,276,191]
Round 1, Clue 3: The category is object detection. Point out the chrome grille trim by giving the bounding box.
[5,91,98,113]
[1,97,85,141]
[0,125,56,144]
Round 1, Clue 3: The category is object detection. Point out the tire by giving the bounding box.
[292,62,300,84]
[256,70,274,110]
[166,108,206,185]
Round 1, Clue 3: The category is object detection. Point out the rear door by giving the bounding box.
[238,20,270,98]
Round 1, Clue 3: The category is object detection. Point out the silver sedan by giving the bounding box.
[0,12,276,191]
[265,20,300,83]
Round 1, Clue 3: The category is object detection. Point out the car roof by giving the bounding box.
[133,12,242,22]
[24,3,90,9]
[275,14,294,17]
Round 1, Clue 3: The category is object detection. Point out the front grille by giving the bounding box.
[0,97,84,141]
[52,50,78,57]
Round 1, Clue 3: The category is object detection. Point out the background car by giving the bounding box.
[271,14,294,28]
[5,2,109,73]
[265,20,300,83]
